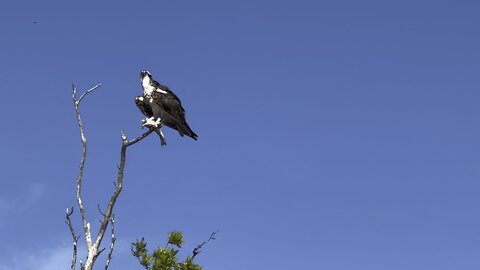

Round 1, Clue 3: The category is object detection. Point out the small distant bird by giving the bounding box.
[136,70,198,143]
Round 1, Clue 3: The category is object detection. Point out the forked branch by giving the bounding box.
[72,83,101,257]
[70,83,154,270]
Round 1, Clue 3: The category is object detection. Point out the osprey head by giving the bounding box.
[140,70,152,83]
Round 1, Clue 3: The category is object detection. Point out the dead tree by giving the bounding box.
[66,84,154,270]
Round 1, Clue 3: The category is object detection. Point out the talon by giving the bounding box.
[140,118,148,129]
[142,117,162,128]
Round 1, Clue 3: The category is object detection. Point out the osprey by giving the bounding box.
[136,70,198,144]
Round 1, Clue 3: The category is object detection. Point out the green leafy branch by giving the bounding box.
[132,231,217,270]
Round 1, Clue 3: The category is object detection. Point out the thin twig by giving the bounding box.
[97,204,106,224]
[97,204,106,217]
[66,207,80,270]
[92,247,106,263]
[192,231,218,259]
[77,84,102,104]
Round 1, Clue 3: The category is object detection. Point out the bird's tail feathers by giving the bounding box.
[179,123,198,140]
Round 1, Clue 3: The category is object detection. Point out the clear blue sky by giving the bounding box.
[1,1,479,269]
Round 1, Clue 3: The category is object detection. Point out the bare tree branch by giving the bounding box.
[66,207,80,270]
[72,83,101,264]
[192,231,218,259]
[88,128,153,268]
[104,214,116,270]
[122,129,155,147]
[70,83,154,270]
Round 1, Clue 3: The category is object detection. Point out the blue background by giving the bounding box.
[0,1,479,269]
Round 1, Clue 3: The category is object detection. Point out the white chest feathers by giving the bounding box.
[142,77,155,95]
[142,77,168,95]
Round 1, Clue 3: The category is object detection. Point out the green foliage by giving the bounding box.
[132,231,203,270]
[177,257,202,270]
[168,231,184,248]
[132,238,153,269]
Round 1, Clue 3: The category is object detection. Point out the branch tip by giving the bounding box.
[192,231,218,259]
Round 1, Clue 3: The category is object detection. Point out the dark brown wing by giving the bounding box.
[151,90,198,140]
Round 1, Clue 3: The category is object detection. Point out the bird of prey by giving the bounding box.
[136,70,198,144]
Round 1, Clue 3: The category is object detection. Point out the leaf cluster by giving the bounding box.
[132,231,202,270]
